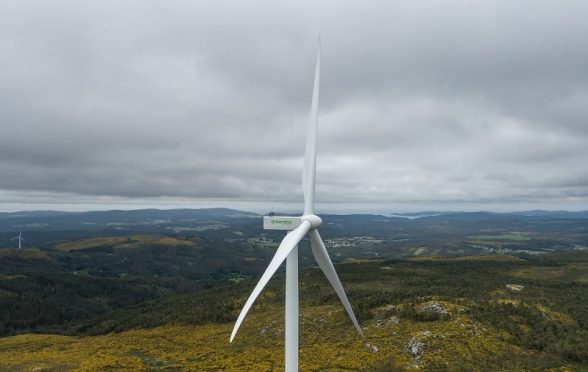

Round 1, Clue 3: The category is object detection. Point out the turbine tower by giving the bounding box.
[11,231,24,249]
[230,38,363,372]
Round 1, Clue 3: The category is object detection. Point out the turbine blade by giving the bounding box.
[303,36,321,215]
[309,229,364,338]
[230,220,312,342]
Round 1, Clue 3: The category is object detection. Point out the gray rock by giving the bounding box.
[405,330,433,356]
[405,338,427,356]
[375,315,400,327]
[387,315,400,324]
[364,342,379,353]
[383,304,396,312]
[417,302,449,321]
[506,284,524,292]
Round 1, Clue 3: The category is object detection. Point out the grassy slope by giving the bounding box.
[0,303,566,371]
[0,255,587,370]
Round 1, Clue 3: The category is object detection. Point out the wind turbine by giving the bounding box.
[230,38,364,371]
[11,231,24,249]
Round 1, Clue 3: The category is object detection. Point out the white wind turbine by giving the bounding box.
[230,38,364,371]
[11,231,24,249]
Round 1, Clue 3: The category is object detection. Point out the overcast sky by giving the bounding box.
[1,0,587,213]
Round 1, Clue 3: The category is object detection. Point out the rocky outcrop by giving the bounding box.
[506,284,524,292]
[405,330,433,356]
[382,304,395,312]
[364,342,379,353]
[417,302,450,321]
[373,304,400,327]
[375,315,399,327]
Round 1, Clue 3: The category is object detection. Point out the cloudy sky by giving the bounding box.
[1,0,587,213]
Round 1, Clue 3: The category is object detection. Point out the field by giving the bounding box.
[55,235,196,251]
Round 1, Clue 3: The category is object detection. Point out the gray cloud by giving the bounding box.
[1,0,588,212]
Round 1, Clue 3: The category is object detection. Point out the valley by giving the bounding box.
[0,209,587,370]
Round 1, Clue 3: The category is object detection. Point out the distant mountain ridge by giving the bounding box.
[1,208,588,233]
[0,208,257,227]
[0,207,259,220]
[387,210,588,220]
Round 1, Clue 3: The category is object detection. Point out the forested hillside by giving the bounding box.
[1,253,587,370]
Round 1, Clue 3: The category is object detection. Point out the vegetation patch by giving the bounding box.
[514,263,588,283]
[55,234,195,251]
[1,247,587,369]
[467,233,532,241]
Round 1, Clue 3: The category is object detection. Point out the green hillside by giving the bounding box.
[1,254,587,370]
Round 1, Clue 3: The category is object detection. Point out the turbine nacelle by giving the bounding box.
[263,216,302,230]
[300,214,322,229]
[262,214,322,231]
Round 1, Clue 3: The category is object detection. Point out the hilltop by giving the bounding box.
[1,254,587,370]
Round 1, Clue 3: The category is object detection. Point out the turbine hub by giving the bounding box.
[300,214,322,229]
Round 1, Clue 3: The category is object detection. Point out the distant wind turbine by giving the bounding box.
[11,231,24,249]
[230,38,364,372]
